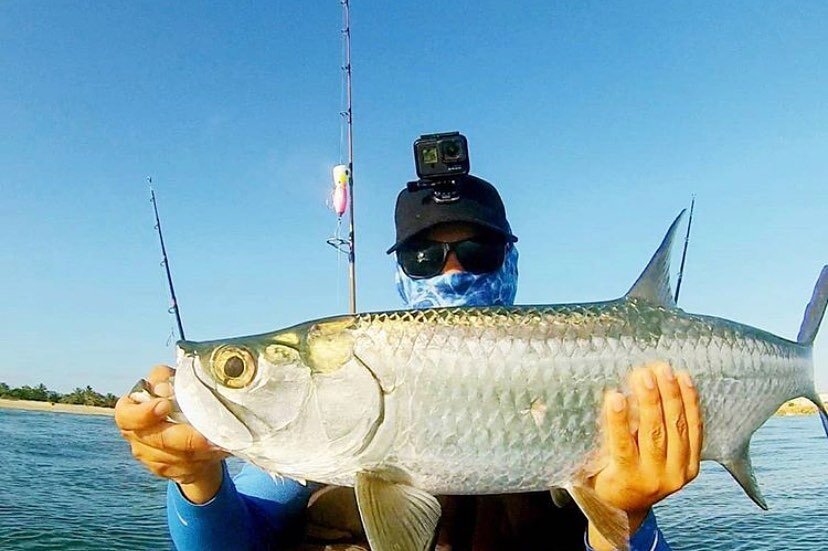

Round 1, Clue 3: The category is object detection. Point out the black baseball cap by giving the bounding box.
[387,174,518,254]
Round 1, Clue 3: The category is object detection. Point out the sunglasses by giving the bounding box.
[397,236,507,279]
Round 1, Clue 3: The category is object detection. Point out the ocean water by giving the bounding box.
[0,409,825,550]
[0,409,168,550]
[656,415,828,551]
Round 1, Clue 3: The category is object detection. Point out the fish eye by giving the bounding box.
[210,346,256,388]
[224,356,244,378]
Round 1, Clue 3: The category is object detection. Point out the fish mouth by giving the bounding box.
[176,340,199,361]
[177,345,238,408]
[129,378,155,399]
[175,345,221,400]
[174,344,255,450]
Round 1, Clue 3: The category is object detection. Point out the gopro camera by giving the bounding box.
[408,132,470,202]
[413,132,470,181]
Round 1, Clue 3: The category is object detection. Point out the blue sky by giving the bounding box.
[1,1,826,394]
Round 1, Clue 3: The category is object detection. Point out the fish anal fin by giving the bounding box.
[565,483,630,551]
[720,444,767,510]
[354,471,441,551]
[625,210,686,308]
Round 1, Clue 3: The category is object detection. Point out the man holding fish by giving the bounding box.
[116,174,703,550]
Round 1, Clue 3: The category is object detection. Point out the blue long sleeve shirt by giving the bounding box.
[167,462,671,550]
[167,461,312,550]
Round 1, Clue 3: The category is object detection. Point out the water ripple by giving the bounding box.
[1,410,826,549]
[0,409,170,550]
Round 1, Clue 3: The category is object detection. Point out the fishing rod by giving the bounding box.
[327,0,357,313]
[343,0,356,315]
[147,177,186,341]
[674,195,696,303]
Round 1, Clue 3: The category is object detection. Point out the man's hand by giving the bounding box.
[588,361,702,550]
[114,365,229,504]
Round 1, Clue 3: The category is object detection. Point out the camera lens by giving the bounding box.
[440,139,463,161]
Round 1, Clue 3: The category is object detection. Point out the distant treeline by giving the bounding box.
[0,382,118,408]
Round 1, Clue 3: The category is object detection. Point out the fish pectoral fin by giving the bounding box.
[354,471,441,551]
[720,443,767,510]
[565,483,630,551]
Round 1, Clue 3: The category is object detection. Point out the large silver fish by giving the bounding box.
[166,213,827,551]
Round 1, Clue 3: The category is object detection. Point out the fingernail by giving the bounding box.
[611,393,626,412]
[153,400,171,416]
[642,370,656,390]
[660,363,675,381]
[679,372,694,387]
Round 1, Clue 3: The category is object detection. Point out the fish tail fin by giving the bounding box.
[797,265,828,346]
[801,390,828,439]
[796,266,828,438]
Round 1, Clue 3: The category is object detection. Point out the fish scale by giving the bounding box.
[168,212,827,551]
[347,299,812,496]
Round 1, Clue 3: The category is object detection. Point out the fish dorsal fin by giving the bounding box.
[625,210,686,307]
[355,471,441,551]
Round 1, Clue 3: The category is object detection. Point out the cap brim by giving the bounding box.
[386,222,517,254]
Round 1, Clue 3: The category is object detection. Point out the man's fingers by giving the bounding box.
[634,365,667,470]
[134,423,216,455]
[143,459,219,484]
[678,371,703,480]
[114,395,171,431]
[653,362,689,489]
[604,390,638,466]
[654,362,688,444]
[130,439,228,465]
[154,381,174,398]
[148,365,175,386]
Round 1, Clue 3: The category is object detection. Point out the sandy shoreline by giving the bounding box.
[775,395,828,416]
[0,398,115,417]
[1,395,825,418]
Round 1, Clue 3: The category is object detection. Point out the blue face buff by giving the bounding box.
[396,245,518,308]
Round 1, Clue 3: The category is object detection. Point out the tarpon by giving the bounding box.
[155,213,827,551]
